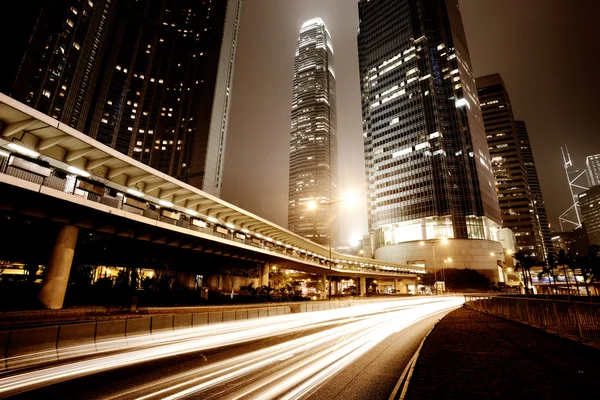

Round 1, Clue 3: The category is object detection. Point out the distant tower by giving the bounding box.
[287,18,338,245]
[559,146,589,231]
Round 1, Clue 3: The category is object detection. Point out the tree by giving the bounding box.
[557,249,573,299]
[513,251,536,295]
[544,252,559,295]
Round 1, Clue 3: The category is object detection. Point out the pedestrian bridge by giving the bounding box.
[0,94,423,307]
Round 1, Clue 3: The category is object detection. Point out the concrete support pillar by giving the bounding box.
[260,263,269,287]
[178,272,197,290]
[39,225,79,309]
[360,277,367,297]
[394,279,402,294]
[322,274,328,299]
[413,279,419,295]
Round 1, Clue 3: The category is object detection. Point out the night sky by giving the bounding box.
[222,0,600,244]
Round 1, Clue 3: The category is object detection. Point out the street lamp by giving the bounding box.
[307,192,357,300]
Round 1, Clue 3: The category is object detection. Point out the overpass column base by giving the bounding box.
[360,277,366,297]
[322,274,328,299]
[260,263,269,287]
[39,224,79,309]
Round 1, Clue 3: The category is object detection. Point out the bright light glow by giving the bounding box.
[67,166,91,177]
[455,98,470,109]
[441,238,449,245]
[185,209,198,216]
[255,233,263,238]
[490,252,495,256]
[6,143,40,158]
[307,200,317,210]
[207,216,219,224]
[159,200,173,208]
[420,241,425,246]
[0,150,10,158]
[225,223,236,229]
[342,191,358,208]
[126,189,145,198]
[241,228,250,234]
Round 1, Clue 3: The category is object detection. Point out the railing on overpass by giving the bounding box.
[464,296,600,346]
[0,145,421,279]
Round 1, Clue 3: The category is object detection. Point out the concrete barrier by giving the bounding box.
[235,310,248,320]
[152,315,174,333]
[96,319,126,341]
[7,326,60,358]
[193,312,208,326]
[267,307,277,317]
[208,311,223,324]
[0,330,9,371]
[258,308,268,318]
[57,322,97,349]
[174,314,192,329]
[126,317,151,337]
[222,310,236,322]
[248,309,259,319]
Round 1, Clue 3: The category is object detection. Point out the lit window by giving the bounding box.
[73,42,80,50]
[107,100,112,105]
[42,90,51,98]
[101,118,108,123]
[66,19,74,28]
[70,6,78,14]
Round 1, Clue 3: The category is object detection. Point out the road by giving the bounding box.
[0,297,462,399]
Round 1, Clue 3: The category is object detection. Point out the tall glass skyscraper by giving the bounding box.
[358,0,501,244]
[288,18,338,246]
[357,0,504,281]
[9,0,243,197]
[516,120,552,258]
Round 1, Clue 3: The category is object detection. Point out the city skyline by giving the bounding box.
[221,0,600,244]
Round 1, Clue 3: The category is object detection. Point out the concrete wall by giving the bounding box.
[375,239,505,282]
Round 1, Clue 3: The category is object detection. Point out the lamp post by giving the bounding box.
[420,238,449,295]
[308,193,356,300]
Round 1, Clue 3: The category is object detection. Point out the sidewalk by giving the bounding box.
[405,307,600,400]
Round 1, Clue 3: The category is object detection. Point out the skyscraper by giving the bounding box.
[578,186,600,246]
[516,120,552,258]
[357,0,503,279]
[288,18,338,246]
[9,0,242,197]
[587,154,600,187]
[476,74,544,259]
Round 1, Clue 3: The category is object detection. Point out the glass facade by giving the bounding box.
[476,74,545,259]
[516,120,552,258]
[10,0,243,197]
[288,18,338,246]
[578,186,600,246]
[357,0,501,244]
[587,154,600,187]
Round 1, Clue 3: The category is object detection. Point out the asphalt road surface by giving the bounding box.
[0,297,462,399]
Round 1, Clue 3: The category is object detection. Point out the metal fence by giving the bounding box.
[465,296,600,346]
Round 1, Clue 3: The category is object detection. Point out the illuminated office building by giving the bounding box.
[357,0,504,281]
[516,120,552,258]
[9,0,242,196]
[287,18,338,246]
[476,74,544,259]
[587,154,600,187]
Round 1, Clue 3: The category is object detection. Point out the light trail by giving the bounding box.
[0,297,462,398]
